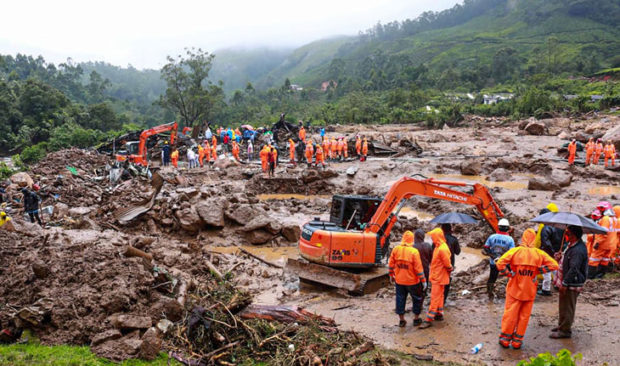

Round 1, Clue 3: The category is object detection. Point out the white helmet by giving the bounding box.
[498,218,510,227]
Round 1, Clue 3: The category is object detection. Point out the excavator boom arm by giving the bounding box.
[137,121,178,161]
[365,177,503,245]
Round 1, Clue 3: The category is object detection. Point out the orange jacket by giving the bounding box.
[355,137,361,152]
[171,150,179,160]
[389,231,426,285]
[204,143,211,160]
[259,146,269,162]
[585,140,594,154]
[568,141,577,156]
[315,146,324,161]
[198,144,204,158]
[587,216,617,252]
[305,142,314,157]
[496,229,559,301]
[212,136,217,149]
[289,139,295,159]
[337,140,344,152]
[362,139,368,155]
[595,143,603,155]
[604,144,614,158]
[211,146,217,160]
[299,127,306,141]
[330,138,337,153]
[427,228,453,285]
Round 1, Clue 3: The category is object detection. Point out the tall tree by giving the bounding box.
[159,48,224,133]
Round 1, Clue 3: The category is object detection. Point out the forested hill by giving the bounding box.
[217,0,620,91]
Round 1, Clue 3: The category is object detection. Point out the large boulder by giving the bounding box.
[602,124,620,150]
[175,207,202,233]
[244,229,276,245]
[241,216,281,234]
[527,170,572,191]
[488,168,512,182]
[110,314,152,330]
[281,224,301,242]
[524,121,547,136]
[460,160,482,176]
[225,204,259,225]
[10,172,33,188]
[196,198,227,228]
[139,327,162,361]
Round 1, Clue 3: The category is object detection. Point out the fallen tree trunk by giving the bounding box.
[124,245,153,261]
[239,305,335,326]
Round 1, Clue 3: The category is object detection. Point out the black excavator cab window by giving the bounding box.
[329,195,382,230]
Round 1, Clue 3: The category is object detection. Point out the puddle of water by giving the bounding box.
[432,174,528,190]
[587,186,620,195]
[398,207,434,221]
[455,246,486,274]
[257,194,330,201]
[208,245,298,266]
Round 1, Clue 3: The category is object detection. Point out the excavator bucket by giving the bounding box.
[287,258,389,295]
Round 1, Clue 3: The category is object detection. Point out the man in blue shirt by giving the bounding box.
[483,218,515,300]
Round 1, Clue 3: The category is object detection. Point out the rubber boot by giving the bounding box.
[588,266,598,280]
[486,283,495,300]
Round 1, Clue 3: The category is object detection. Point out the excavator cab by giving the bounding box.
[329,195,382,230]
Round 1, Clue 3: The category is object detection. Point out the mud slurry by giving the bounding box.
[1,115,619,364]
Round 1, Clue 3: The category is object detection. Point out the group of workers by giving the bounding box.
[567,138,616,167]
[388,199,614,348]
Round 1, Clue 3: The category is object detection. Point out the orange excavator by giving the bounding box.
[116,122,192,166]
[289,176,504,293]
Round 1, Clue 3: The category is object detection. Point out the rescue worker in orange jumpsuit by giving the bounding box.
[604,141,616,168]
[495,228,558,349]
[211,143,217,161]
[299,126,306,141]
[587,201,617,278]
[361,137,368,161]
[567,139,577,166]
[259,145,269,173]
[355,136,361,156]
[343,138,348,158]
[204,141,211,164]
[198,144,205,167]
[315,145,325,168]
[593,139,603,165]
[336,138,343,160]
[305,139,314,166]
[585,138,594,166]
[586,209,602,256]
[388,231,427,327]
[289,139,296,165]
[419,228,452,329]
[231,141,240,161]
[212,135,217,152]
[171,149,179,168]
[330,137,337,160]
[322,137,330,161]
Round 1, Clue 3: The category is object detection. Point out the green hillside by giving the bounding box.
[220,0,619,91]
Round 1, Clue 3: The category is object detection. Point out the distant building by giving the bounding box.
[289,84,303,91]
[590,95,604,102]
[563,94,579,100]
[483,93,514,105]
[320,80,337,92]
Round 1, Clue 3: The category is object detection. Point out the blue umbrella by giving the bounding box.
[429,212,478,225]
[529,211,608,234]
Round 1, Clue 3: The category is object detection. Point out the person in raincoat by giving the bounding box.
[419,228,452,329]
[496,228,558,349]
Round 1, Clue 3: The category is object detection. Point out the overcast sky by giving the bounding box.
[1,0,461,70]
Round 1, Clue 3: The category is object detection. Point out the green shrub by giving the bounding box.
[518,349,582,366]
[20,143,48,164]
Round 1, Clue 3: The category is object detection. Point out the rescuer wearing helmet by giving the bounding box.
[483,218,515,300]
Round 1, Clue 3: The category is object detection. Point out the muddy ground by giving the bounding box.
[1,114,619,365]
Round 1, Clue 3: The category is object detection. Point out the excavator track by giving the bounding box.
[287,258,389,295]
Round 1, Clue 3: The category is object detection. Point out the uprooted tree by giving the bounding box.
[159,48,225,137]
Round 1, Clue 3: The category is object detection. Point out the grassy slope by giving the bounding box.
[0,344,180,366]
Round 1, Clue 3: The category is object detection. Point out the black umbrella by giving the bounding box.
[529,211,608,234]
[429,212,478,225]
